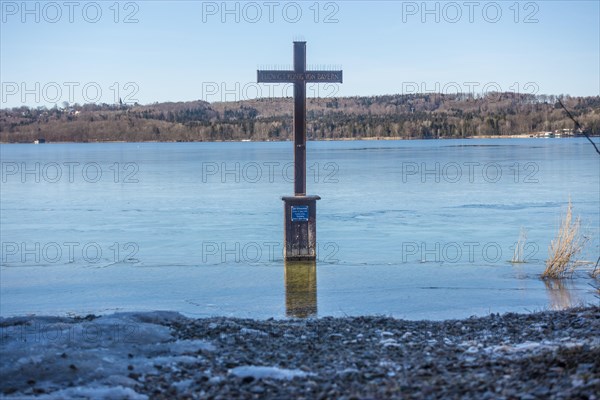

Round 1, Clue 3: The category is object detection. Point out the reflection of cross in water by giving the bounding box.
[257,41,342,196]
[284,261,317,318]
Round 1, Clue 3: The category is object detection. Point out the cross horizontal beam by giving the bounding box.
[257,70,343,84]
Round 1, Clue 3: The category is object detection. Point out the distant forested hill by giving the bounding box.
[1,93,598,143]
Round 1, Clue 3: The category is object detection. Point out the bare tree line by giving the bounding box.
[1,93,598,143]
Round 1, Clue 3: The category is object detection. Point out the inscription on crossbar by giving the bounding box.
[257,71,343,83]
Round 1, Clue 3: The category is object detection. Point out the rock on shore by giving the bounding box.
[1,307,599,399]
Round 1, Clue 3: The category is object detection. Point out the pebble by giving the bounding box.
[3,306,599,399]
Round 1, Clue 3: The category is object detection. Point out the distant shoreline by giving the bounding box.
[2,134,596,145]
[0,92,600,143]
[2,94,598,144]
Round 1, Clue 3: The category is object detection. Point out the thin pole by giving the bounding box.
[293,42,307,196]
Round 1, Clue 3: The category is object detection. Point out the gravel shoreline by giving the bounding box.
[2,306,599,399]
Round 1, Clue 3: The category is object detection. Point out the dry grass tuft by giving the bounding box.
[542,199,589,279]
[511,227,528,263]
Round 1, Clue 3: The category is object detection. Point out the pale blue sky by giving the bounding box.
[1,0,599,108]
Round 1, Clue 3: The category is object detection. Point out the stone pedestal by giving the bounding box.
[282,195,320,261]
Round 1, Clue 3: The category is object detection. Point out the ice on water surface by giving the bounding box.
[0,139,598,319]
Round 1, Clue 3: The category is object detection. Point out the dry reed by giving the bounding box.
[511,227,528,263]
[592,263,600,279]
[542,200,589,279]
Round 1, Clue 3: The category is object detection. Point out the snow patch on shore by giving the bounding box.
[484,338,600,356]
[229,366,313,380]
[0,312,212,398]
[27,385,149,400]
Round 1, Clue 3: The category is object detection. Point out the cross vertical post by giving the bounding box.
[257,41,342,261]
[293,42,307,195]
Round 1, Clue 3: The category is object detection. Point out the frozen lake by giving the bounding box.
[1,138,598,319]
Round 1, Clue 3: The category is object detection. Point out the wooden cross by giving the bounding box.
[258,41,343,196]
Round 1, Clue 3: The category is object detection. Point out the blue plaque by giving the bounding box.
[291,205,309,222]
